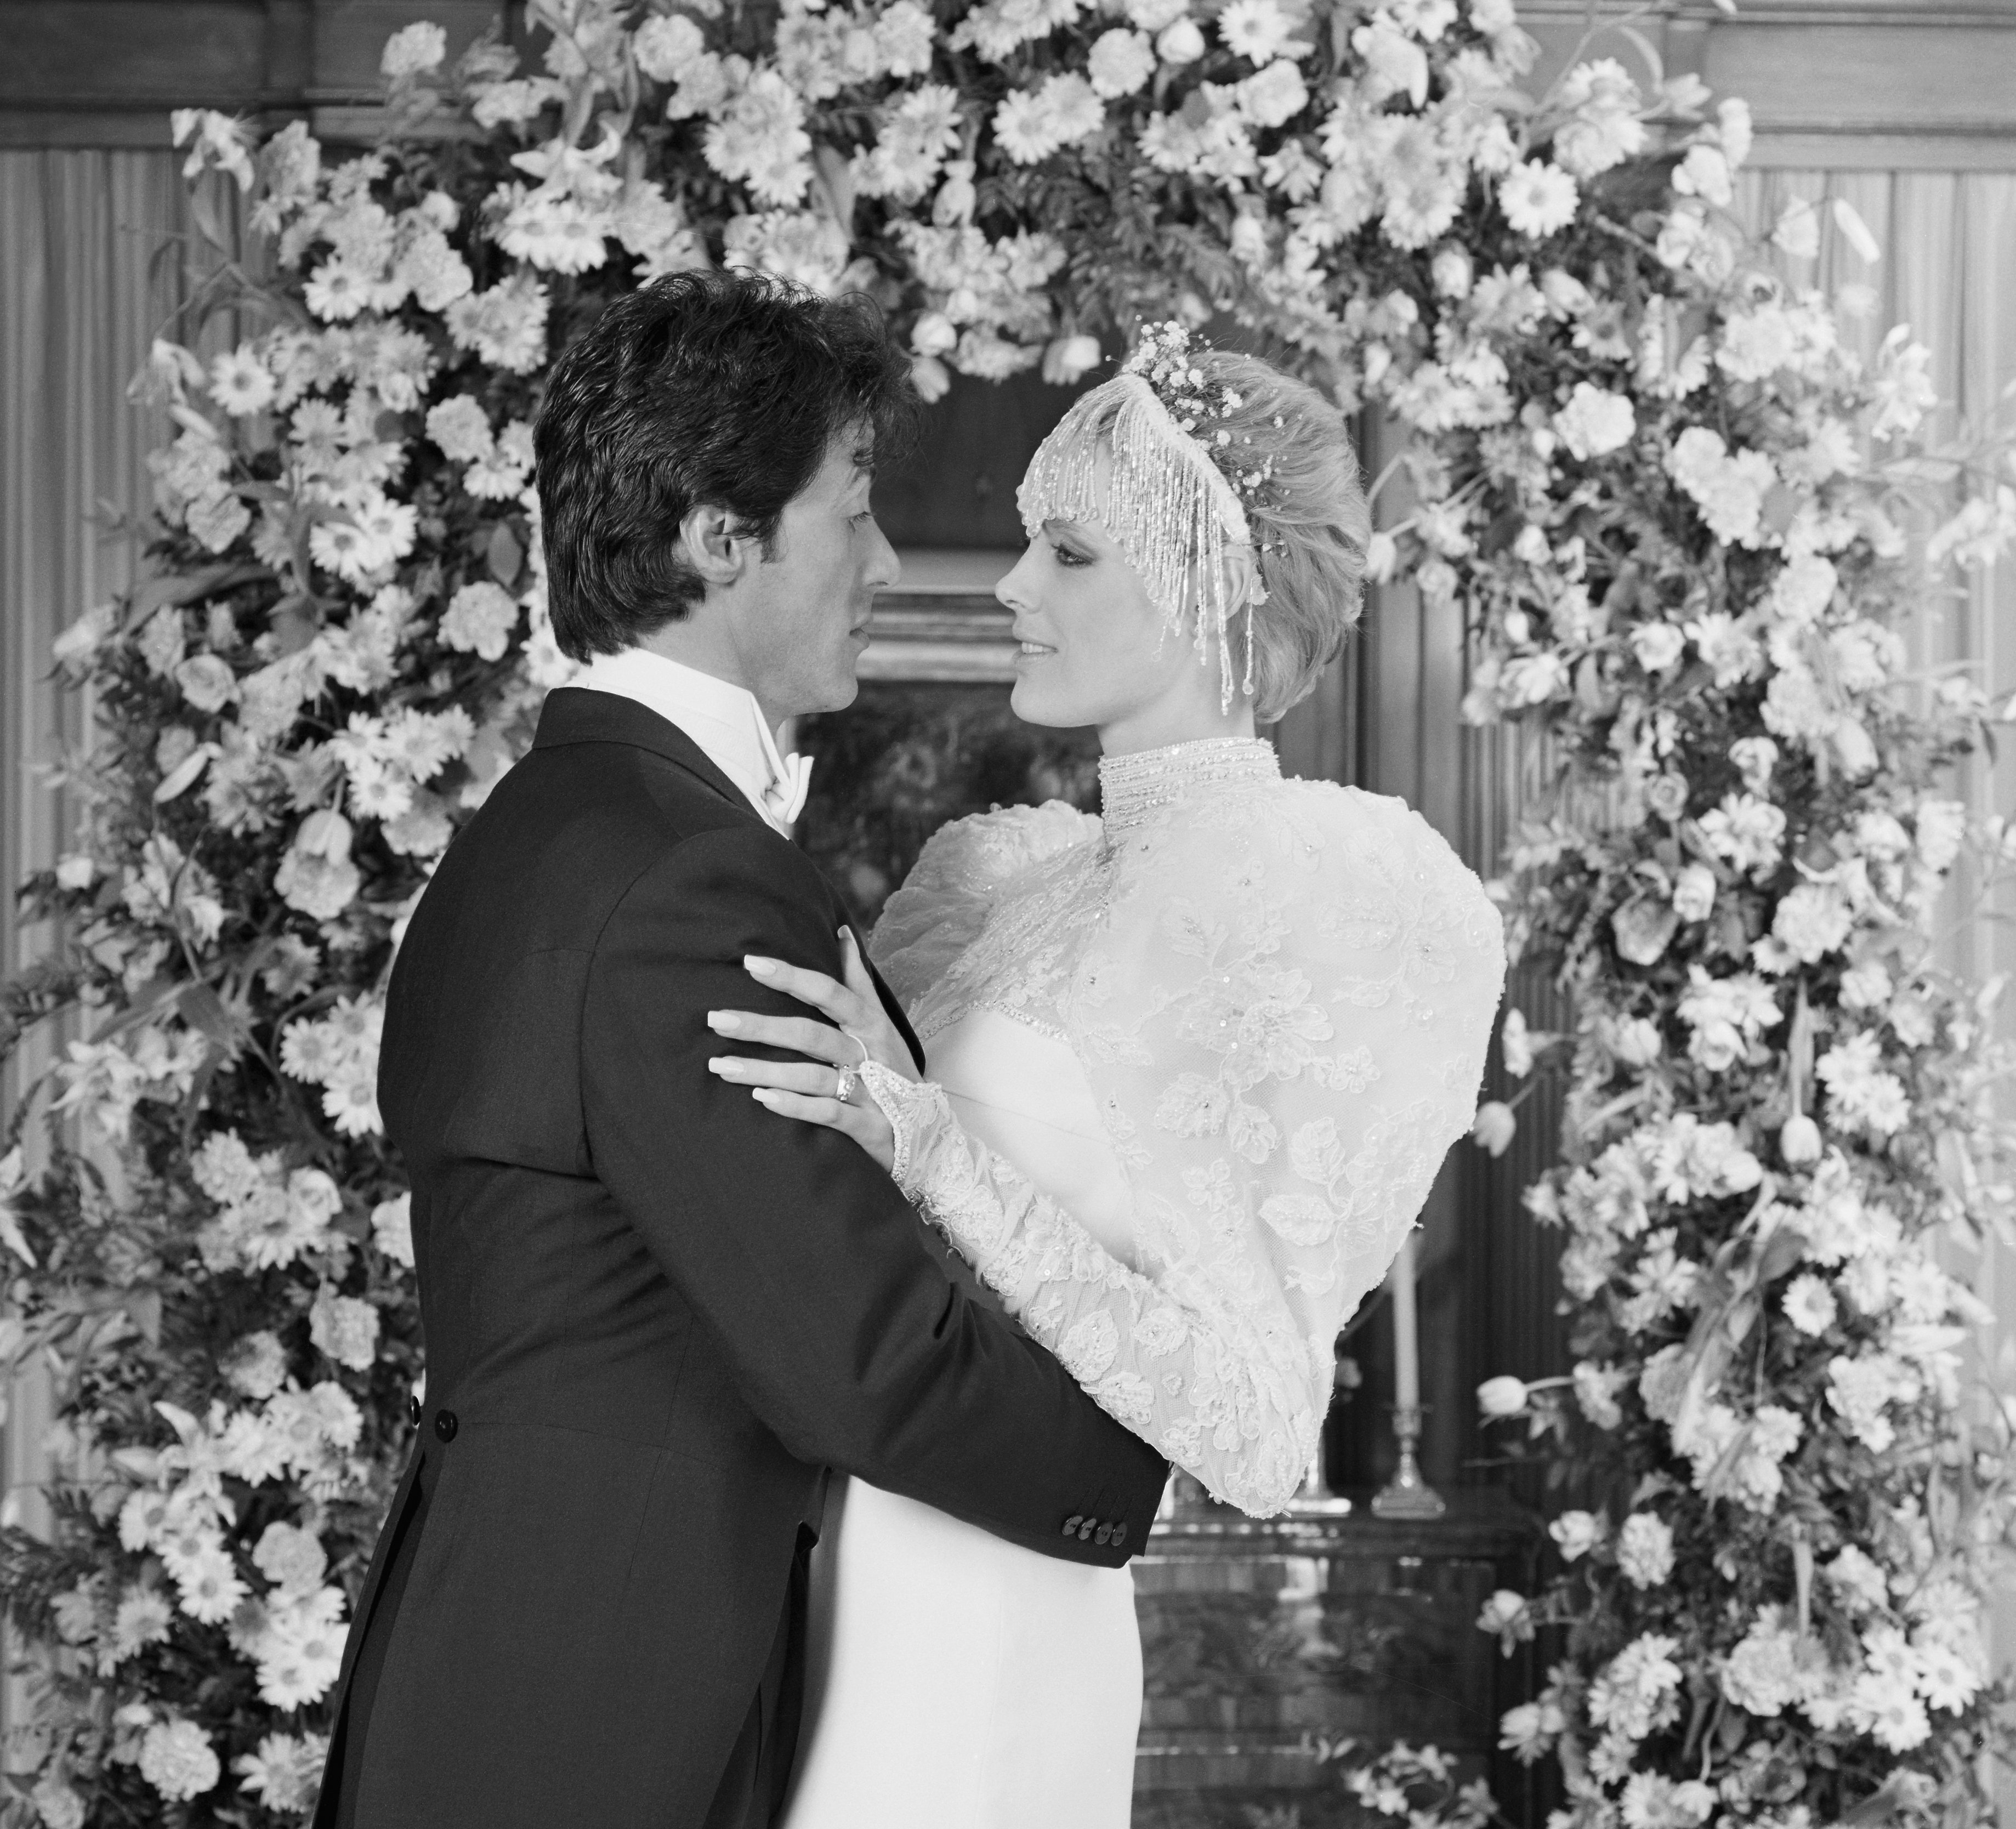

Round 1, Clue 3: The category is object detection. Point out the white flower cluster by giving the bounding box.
[280,993,385,1137]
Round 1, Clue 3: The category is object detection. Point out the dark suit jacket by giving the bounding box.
[311,686,1167,1829]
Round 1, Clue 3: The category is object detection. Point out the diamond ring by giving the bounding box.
[833,1066,858,1104]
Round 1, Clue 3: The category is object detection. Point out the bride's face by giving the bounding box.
[997,510,1233,736]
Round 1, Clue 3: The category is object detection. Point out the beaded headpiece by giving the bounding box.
[1016,323,1274,713]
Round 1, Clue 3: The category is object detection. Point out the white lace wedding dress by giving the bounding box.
[780,739,1504,1827]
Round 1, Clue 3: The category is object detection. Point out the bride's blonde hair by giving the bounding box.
[1029,347,1372,723]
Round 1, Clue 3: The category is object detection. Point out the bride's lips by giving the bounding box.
[1013,629,1058,661]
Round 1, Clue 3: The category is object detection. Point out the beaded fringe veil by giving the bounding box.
[1016,373,1254,712]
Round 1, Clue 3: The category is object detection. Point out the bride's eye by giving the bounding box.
[1050,541,1091,568]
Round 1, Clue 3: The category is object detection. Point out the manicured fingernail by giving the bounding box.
[745,956,777,976]
[707,1010,740,1031]
[752,1087,779,1105]
[707,1057,731,1075]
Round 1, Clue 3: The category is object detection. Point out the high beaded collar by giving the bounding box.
[1097,737,1280,837]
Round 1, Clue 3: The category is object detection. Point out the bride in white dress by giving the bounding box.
[705,325,1506,1825]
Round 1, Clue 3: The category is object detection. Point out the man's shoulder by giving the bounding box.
[428,736,829,942]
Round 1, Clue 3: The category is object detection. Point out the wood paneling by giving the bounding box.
[0,0,512,144]
[4,0,2015,157]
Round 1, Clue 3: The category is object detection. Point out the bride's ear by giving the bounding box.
[679,502,752,588]
[1220,544,1264,613]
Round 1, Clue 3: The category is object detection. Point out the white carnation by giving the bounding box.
[140,1719,221,1802]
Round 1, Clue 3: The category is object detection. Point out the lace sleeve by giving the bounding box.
[863,782,1506,1517]
[870,800,1098,1011]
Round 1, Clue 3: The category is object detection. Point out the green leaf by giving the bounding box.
[487,520,524,589]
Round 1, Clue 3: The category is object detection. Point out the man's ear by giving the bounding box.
[678,503,751,588]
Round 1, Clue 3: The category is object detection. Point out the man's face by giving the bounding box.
[729,428,900,721]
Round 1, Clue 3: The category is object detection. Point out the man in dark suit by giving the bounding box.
[311,272,1167,1828]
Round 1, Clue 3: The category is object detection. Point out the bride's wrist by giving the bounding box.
[858,1061,939,1192]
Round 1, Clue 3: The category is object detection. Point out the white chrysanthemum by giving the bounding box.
[1771,883,1853,964]
[1552,58,1645,178]
[209,344,276,416]
[1677,965,1779,1072]
[440,581,521,661]
[1825,1544,1889,1613]
[118,1487,173,1554]
[140,1719,220,1803]
[425,395,495,465]
[632,12,707,80]
[1765,551,1837,624]
[1573,1360,1626,1428]
[253,1521,329,1596]
[1816,1031,1911,1138]
[874,0,936,75]
[472,76,566,129]
[372,1192,416,1267]
[1218,0,1299,61]
[111,1586,174,1664]
[723,210,852,296]
[993,72,1104,164]
[1553,381,1635,459]
[223,1331,292,1404]
[706,69,812,206]
[1237,60,1307,127]
[256,1587,348,1711]
[1698,791,1786,879]
[1666,425,1776,547]
[31,1776,86,1829]
[445,274,551,374]
[1781,1273,1837,1336]
[1914,797,1967,872]
[1587,1633,1682,1741]
[302,260,375,323]
[1826,1351,1915,1453]
[172,1541,249,1625]
[381,21,446,77]
[309,1286,381,1372]
[274,848,361,923]
[1498,160,1577,237]
[1088,27,1156,96]
[234,1732,331,1814]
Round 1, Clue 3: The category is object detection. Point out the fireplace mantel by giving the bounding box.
[859,548,1020,685]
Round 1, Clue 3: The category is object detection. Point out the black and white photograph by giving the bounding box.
[1,0,2013,1823]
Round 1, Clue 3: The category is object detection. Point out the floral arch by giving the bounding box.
[0,0,2013,1820]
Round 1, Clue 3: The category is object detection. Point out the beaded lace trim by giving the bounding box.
[1098,738,1281,837]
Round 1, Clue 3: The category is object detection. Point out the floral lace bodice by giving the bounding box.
[866,739,1507,1516]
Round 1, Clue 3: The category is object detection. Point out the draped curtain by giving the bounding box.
[1734,172,2016,1751]
[0,150,242,1745]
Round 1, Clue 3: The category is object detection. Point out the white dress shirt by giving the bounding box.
[573,647,813,833]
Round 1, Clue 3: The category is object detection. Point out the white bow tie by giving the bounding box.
[763,751,814,826]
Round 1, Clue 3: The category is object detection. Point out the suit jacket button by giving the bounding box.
[1094,1523,1114,1545]
[1078,1519,1095,1540]
[1061,1514,1082,1537]
[434,1410,458,1442]
[407,1396,421,1429]
[1110,1523,1127,1547]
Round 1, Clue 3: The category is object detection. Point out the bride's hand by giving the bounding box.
[705,929,913,1174]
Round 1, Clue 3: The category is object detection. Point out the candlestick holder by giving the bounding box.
[1285,1421,1353,1516]
[1371,1404,1445,1519]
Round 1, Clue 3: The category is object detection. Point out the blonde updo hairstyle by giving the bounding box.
[1199,351,1371,723]
[1058,348,1372,723]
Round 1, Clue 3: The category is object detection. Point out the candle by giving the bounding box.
[1390,1231,1421,1415]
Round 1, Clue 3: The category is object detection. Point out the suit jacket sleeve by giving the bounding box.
[578,825,1168,1564]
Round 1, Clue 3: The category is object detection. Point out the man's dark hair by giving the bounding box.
[533,271,917,660]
